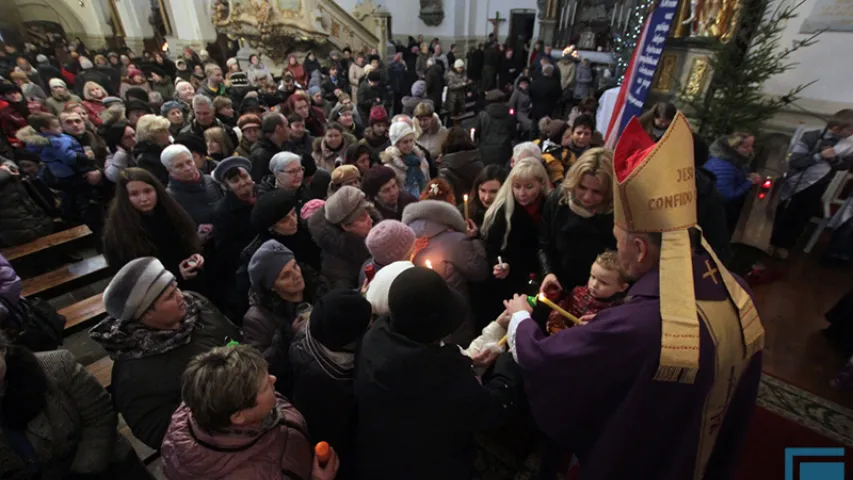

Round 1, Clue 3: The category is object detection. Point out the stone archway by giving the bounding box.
[15,0,92,44]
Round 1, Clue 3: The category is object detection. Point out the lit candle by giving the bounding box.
[463,194,469,221]
[425,259,433,269]
[469,127,476,141]
[538,293,581,325]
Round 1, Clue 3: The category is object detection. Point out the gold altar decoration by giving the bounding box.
[653,53,678,91]
[673,0,742,41]
[684,56,710,98]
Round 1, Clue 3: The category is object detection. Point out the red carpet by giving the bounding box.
[735,406,851,479]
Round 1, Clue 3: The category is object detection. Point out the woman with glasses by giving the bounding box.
[260,151,319,207]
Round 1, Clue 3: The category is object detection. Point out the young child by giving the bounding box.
[17,111,95,187]
[546,250,629,334]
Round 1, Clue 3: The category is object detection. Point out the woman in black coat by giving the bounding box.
[538,149,616,293]
[439,127,484,201]
[102,168,206,293]
[479,158,552,321]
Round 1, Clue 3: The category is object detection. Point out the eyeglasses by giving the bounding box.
[281,167,305,175]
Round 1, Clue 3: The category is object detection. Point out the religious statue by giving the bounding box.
[212,0,230,25]
[419,0,444,26]
[676,0,740,41]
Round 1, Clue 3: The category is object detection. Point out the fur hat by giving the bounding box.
[361,165,397,198]
[103,257,176,324]
[248,240,295,291]
[309,289,373,350]
[410,80,426,97]
[388,267,467,343]
[402,199,466,235]
[366,261,414,316]
[389,122,414,146]
[330,164,360,188]
[211,156,251,184]
[237,113,261,131]
[369,106,388,126]
[325,186,368,225]
[300,199,325,220]
[251,188,299,233]
[366,220,416,267]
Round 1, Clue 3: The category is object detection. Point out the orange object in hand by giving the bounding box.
[315,441,330,466]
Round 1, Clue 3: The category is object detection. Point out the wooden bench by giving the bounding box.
[60,293,106,333]
[1,225,92,261]
[21,254,109,298]
[86,356,114,388]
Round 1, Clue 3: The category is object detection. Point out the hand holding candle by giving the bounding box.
[493,256,509,279]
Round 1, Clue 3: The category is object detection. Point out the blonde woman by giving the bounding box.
[539,147,616,294]
[203,126,234,162]
[480,158,552,320]
[133,114,172,185]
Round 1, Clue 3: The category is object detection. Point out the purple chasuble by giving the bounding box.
[513,253,762,479]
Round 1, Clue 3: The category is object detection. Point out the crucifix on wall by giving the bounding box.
[488,11,506,41]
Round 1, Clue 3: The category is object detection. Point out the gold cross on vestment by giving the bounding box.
[703,259,719,285]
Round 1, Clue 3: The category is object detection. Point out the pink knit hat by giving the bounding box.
[300,199,325,220]
[366,220,416,267]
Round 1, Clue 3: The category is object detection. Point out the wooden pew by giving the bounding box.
[59,293,106,333]
[1,225,92,262]
[86,356,114,388]
[21,254,109,298]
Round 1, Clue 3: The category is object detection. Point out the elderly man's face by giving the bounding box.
[62,114,86,136]
[177,84,195,102]
[168,151,198,182]
[194,104,214,126]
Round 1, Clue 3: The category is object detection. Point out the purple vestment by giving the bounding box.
[512,253,762,479]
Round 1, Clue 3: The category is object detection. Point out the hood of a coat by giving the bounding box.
[402,199,466,237]
[379,144,426,171]
[15,126,49,147]
[709,136,751,171]
[440,148,482,173]
[358,317,473,398]
[484,102,510,119]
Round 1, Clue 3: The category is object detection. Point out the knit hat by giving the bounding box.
[228,72,249,87]
[330,164,360,188]
[48,78,66,89]
[251,188,299,233]
[240,96,264,114]
[369,105,388,126]
[301,199,325,220]
[125,87,150,103]
[388,121,414,146]
[402,199,466,235]
[212,156,252,184]
[127,66,143,79]
[325,185,368,225]
[226,57,238,67]
[388,267,467,343]
[79,57,94,70]
[174,133,207,156]
[361,165,397,198]
[309,289,373,350]
[126,99,153,114]
[237,113,261,131]
[160,100,182,116]
[269,151,302,174]
[307,85,322,97]
[102,96,123,107]
[329,103,352,120]
[248,240,295,291]
[366,260,414,316]
[103,257,176,324]
[454,59,464,69]
[36,54,48,64]
[366,220,416,267]
[410,80,426,97]
[367,70,381,83]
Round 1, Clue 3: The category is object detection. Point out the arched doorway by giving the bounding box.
[15,1,87,41]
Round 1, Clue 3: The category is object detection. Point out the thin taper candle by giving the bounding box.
[538,293,581,325]
[463,194,469,221]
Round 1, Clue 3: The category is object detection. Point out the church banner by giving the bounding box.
[605,0,681,145]
[799,0,853,33]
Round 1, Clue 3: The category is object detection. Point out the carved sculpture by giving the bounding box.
[419,0,444,26]
[676,0,740,41]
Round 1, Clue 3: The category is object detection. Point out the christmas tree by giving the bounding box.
[613,0,655,84]
[677,0,821,139]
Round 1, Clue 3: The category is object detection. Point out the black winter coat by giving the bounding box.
[529,75,562,121]
[474,103,516,167]
[439,148,483,201]
[93,293,239,450]
[424,65,445,112]
[354,317,521,480]
[307,205,371,289]
[467,50,484,82]
[166,173,223,226]
[0,167,53,247]
[696,167,733,266]
[133,141,169,186]
[211,189,258,307]
[75,69,113,97]
[179,118,238,153]
[538,189,616,290]
[249,137,282,182]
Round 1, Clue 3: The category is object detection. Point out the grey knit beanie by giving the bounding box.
[248,240,295,291]
[103,257,176,324]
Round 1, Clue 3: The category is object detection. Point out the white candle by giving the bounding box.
[463,194,469,221]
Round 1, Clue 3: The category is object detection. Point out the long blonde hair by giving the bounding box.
[482,158,552,250]
[559,147,614,212]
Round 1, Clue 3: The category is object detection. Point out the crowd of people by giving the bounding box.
[0,29,848,480]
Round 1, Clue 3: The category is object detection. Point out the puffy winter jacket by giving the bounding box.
[0,162,53,247]
[17,127,91,181]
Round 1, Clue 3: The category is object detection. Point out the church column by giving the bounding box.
[113,0,153,54]
[538,0,560,44]
[163,0,217,55]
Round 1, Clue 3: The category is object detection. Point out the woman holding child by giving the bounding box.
[539,148,617,293]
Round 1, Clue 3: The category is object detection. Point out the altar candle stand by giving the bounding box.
[463,194,469,221]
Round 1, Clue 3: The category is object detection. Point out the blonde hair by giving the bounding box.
[8,71,29,84]
[181,345,268,432]
[204,126,234,155]
[482,158,552,250]
[594,250,626,283]
[134,114,171,143]
[559,147,614,212]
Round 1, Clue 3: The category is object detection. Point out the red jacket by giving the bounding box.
[546,285,623,334]
[0,101,29,148]
[82,100,106,126]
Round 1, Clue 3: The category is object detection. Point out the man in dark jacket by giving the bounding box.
[249,112,290,181]
[473,90,516,167]
[0,157,53,247]
[179,94,238,148]
[467,44,484,84]
[529,64,562,124]
[162,144,223,226]
[482,44,501,91]
[90,257,240,450]
[357,70,389,124]
[34,54,63,87]
[424,58,445,116]
[354,267,522,480]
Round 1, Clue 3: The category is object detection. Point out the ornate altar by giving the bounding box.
[211,0,384,63]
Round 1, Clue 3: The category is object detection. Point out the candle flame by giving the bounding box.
[538,293,545,301]
[463,194,468,201]
[425,259,433,269]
